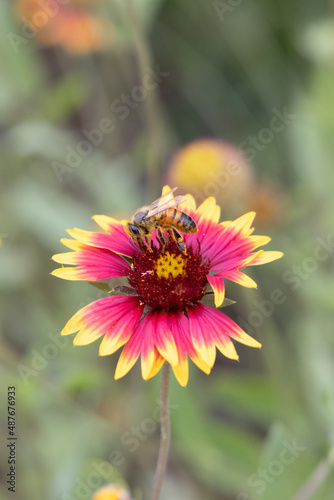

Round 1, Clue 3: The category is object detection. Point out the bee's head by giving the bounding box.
[132,208,149,225]
[125,223,142,238]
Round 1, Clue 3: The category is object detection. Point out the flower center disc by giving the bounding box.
[155,252,185,279]
[128,242,209,311]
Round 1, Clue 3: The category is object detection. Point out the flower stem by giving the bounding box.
[150,363,171,500]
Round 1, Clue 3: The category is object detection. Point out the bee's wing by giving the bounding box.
[145,188,177,213]
[146,194,190,218]
[132,188,177,219]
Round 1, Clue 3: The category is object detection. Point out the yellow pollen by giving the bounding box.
[155,252,186,279]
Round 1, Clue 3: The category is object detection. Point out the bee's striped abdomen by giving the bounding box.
[178,212,197,232]
[157,209,198,234]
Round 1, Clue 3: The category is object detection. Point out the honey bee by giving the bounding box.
[125,188,198,252]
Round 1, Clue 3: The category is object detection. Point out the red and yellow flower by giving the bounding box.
[167,139,254,213]
[92,484,132,500]
[15,0,112,55]
[52,187,283,386]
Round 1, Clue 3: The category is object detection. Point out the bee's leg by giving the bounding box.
[144,234,153,251]
[166,227,174,245]
[157,227,168,248]
[129,237,145,252]
[167,227,186,252]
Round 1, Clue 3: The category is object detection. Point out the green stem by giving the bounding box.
[125,0,165,197]
[150,363,171,500]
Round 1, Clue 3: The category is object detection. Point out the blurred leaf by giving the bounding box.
[299,19,334,64]
[3,177,93,248]
[201,294,236,308]
[0,3,43,119]
[4,121,74,158]
[87,281,113,294]
[222,297,236,307]
[39,73,90,124]
[208,371,279,427]
[255,423,315,500]
[171,380,262,493]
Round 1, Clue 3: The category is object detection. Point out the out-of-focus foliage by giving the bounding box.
[1,1,334,499]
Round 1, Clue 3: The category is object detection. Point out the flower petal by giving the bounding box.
[51,267,84,281]
[210,250,263,274]
[206,274,225,307]
[61,296,142,352]
[191,219,222,254]
[188,306,216,367]
[248,251,284,266]
[74,327,103,346]
[51,262,128,281]
[167,312,190,386]
[195,304,239,360]
[249,235,272,248]
[145,354,165,380]
[67,226,133,257]
[92,215,125,232]
[179,193,196,211]
[155,311,179,366]
[162,185,173,196]
[205,305,261,348]
[219,270,257,288]
[221,211,256,235]
[59,238,84,251]
[114,324,144,380]
[171,357,189,387]
[73,302,142,347]
[196,197,220,223]
[99,303,143,356]
[140,313,158,380]
[141,311,179,379]
[207,214,269,268]
[214,333,239,360]
[166,311,213,385]
[51,244,130,281]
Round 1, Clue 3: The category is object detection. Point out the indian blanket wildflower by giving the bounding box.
[92,484,132,500]
[167,138,254,211]
[52,186,283,386]
[14,0,112,55]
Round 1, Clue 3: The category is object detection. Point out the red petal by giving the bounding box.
[188,306,216,367]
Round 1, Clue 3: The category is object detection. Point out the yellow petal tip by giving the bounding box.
[214,296,224,308]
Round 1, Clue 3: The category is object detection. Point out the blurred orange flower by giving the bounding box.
[167,138,254,213]
[15,0,112,54]
[245,182,285,228]
[92,484,132,500]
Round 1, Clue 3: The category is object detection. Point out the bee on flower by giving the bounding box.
[125,187,198,252]
[52,186,283,386]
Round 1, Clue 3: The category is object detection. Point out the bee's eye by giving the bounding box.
[129,224,141,236]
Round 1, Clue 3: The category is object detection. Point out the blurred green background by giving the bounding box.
[1,0,334,499]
